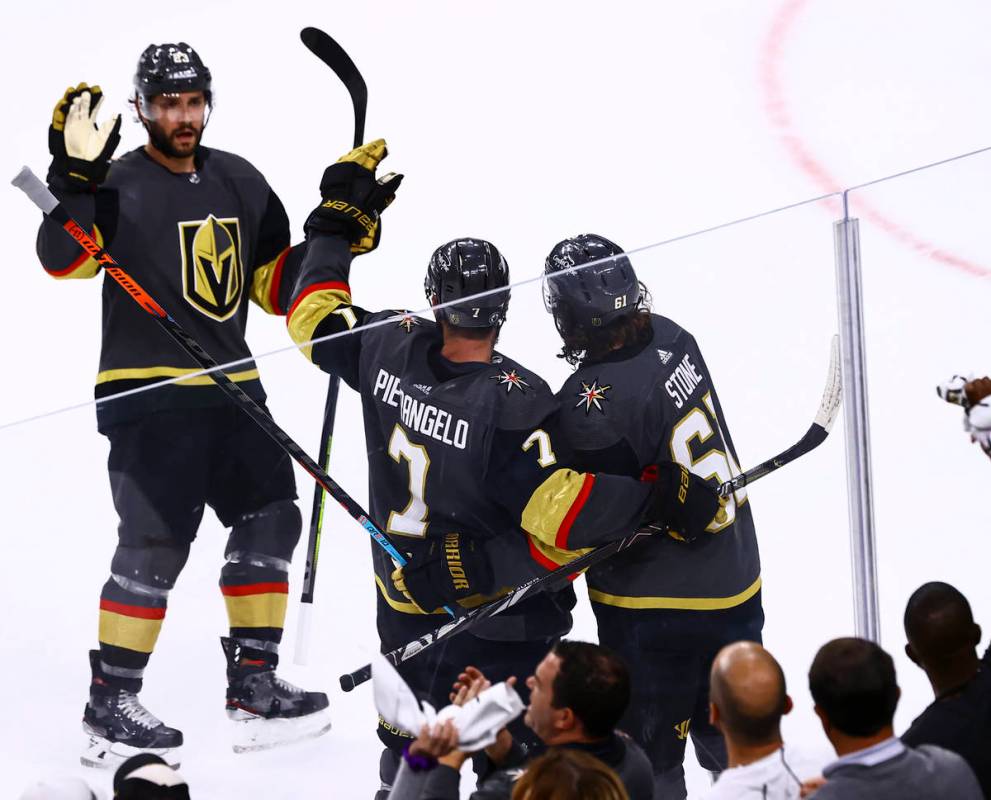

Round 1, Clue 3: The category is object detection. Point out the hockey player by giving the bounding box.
[542,234,764,800]
[35,43,329,766]
[286,143,720,797]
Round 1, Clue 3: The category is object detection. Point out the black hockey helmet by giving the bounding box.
[425,238,510,328]
[134,42,212,105]
[543,233,640,337]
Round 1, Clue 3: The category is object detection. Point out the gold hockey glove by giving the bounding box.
[48,83,121,191]
[305,138,403,255]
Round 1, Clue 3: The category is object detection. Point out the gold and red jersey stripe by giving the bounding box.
[98,598,166,654]
[46,225,104,279]
[521,468,596,552]
[250,246,291,315]
[286,281,352,361]
[221,581,289,629]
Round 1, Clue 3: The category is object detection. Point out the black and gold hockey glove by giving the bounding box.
[391,532,493,613]
[640,461,723,544]
[47,83,121,192]
[304,138,403,254]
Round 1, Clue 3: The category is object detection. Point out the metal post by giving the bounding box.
[833,202,881,642]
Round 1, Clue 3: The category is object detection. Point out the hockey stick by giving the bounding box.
[294,378,340,665]
[294,28,371,665]
[10,167,458,619]
[339,335,842,691]
[300,27,368,149]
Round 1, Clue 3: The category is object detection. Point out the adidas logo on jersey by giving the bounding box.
[657,349,673,364]
[413,383,432,395]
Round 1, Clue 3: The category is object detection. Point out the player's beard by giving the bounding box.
[147,120,203,159]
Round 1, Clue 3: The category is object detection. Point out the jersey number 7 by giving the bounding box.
[387,425,431,537]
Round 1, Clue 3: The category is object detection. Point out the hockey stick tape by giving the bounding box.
[11,167,59,215]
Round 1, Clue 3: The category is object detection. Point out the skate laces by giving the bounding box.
[118,692,163,729]
[273,674,304,695]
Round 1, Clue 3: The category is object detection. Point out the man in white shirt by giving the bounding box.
[703,642,818,799]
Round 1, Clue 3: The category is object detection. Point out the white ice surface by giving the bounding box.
[2,2,990,798]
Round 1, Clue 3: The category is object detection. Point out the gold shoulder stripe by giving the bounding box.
[588,576,762,611]
[96,366,260,386]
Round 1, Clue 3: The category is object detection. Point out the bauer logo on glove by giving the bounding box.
[304,139,403,254]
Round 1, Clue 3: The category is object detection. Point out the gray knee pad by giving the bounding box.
[224,499,302,569]
[109,542,190,597]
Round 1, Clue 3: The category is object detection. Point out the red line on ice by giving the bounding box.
[759,0,991,279]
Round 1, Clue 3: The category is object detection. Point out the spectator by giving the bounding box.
[807,637,982,799]
[397,640,653,800]
[113,752,189,799]
[387,720,461,800]
[511,748,629,800]
[705,641,815,798]
[902,581,991,795]
[19,777,97,800]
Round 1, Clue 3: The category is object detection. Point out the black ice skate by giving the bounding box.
[221,636,331,753]
[81,652,182,768]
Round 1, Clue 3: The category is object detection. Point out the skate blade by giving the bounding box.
[229,706,332,753]
[81,726,181,769]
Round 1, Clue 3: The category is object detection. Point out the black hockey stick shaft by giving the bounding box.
[339,335,843,691]
[294,29,373,663]
[300,27,368,150]
[299,379,340,608]
[11,167,414,575]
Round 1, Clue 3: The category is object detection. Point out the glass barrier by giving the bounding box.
[846,148,991,736]
[1,194,853,794]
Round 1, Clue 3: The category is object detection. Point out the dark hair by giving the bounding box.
[551,641,630,739]
[809,637,899,737]
[511,747,629,800]
[558,287,652,367]
[904,581,977,663]
[718,659,789,746]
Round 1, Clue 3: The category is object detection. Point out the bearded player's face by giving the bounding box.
[142,91,208,158]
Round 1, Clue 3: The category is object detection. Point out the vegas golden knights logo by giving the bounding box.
[673,718,691,740]
[178,215,243,321]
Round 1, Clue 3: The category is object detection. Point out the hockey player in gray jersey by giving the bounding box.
[543,234,764,800]
[287,143,721,797]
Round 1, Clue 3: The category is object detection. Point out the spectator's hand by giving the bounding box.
[450,665,499,705]
[966,376,991,406]
[484,727,515,766]
[409,719,459,761]
[800,775,827,797]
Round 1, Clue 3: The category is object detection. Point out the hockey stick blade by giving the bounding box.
[339,335,843,691]
[717,334,841,497]
[300,27,368,147]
